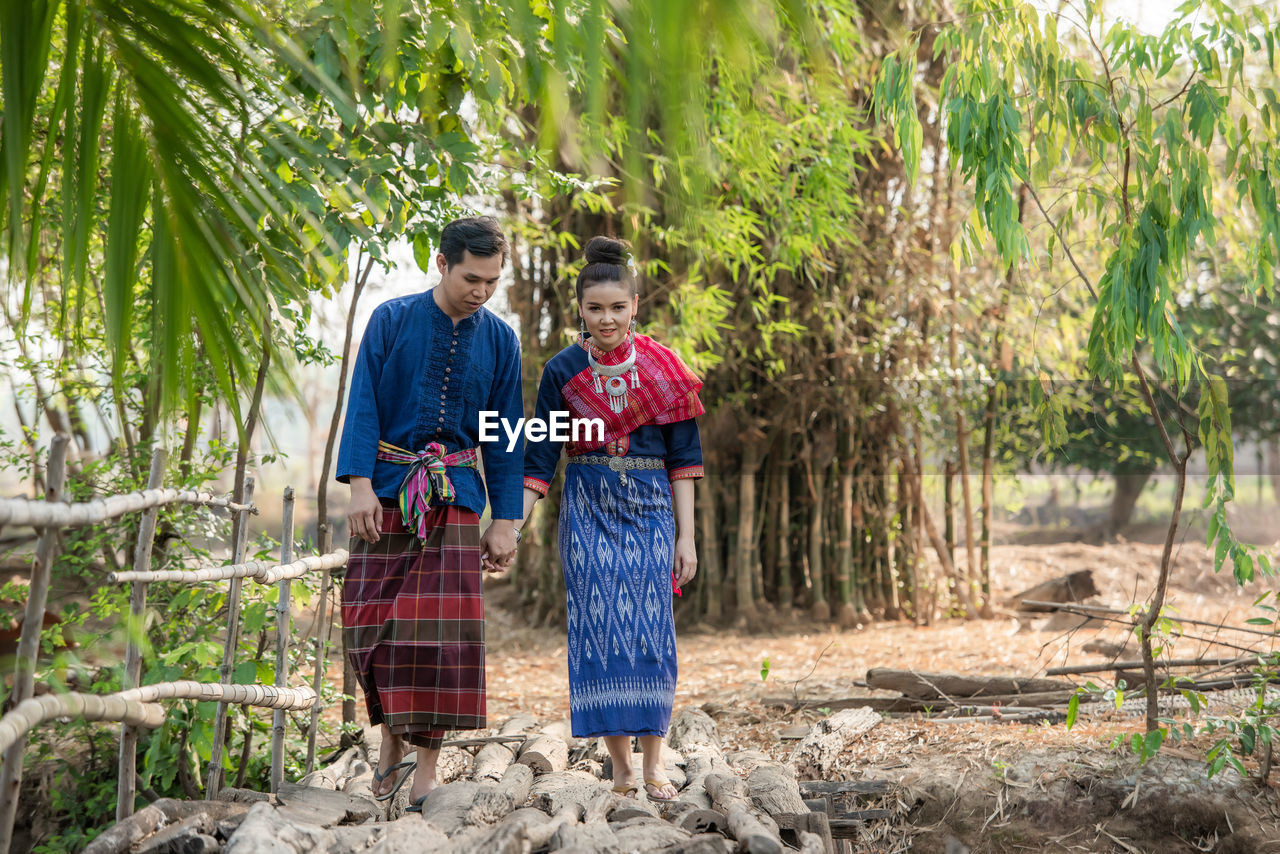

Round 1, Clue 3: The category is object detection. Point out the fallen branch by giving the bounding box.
[1047,657,1241,676]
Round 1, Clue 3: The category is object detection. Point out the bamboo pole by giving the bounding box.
[0,695,166,756]
[0,683,318,757]
[306,527,334,773]
[0,489,253,528]
[206,477,255,799]
[270,487,295,794]
[0,434,69,853]
[116,447,169,822]
[108,551,348,586]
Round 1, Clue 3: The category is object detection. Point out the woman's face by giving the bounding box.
[580,280,638,351]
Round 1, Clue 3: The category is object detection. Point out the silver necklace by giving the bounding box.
[587,336,641,413]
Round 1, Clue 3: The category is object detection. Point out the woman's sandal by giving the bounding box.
[644,778,678,803]
[611,782,639,799]
[372,760,416,802]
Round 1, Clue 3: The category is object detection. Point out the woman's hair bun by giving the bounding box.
[583,235,630,267]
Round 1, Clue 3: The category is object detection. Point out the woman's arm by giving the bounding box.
[520,486,543,528]
[671,477,697,586]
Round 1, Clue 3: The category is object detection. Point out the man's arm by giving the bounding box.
[479,332,524,570]
[337,305,388,543]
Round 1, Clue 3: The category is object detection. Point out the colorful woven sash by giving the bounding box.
[376,441,478,540]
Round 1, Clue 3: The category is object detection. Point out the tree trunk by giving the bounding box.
[943,459,955,567]
[1107,470,1154,535]
[1268,439,1280,505]
[777,465,793,611]
[980,383,997,612]
[697,471,723,620]
[735,445,761,619]
[807,464,828,623]
[835,455,857,627]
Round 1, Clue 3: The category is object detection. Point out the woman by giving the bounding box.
[522,236,703,801]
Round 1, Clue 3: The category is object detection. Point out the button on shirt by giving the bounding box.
[336,290,524,520]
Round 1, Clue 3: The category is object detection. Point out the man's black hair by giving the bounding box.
[439,216,509,268]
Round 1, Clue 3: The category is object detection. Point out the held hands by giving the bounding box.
[674,534,698,587]
[347,478,382,544]
[480,522,519,575]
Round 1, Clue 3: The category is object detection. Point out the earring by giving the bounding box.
[579,316,586,335]
[629,319,636,334]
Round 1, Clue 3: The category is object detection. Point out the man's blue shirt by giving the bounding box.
[336,289,524,520]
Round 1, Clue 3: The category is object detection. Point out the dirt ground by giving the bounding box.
[445,513,1280,853]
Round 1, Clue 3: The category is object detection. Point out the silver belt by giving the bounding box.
[567,454,665,485]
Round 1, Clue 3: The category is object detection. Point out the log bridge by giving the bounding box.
[85,705,894,854]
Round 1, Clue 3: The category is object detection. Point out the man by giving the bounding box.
[337,216,523,810]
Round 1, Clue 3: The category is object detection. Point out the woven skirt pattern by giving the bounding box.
[342,504,486,742]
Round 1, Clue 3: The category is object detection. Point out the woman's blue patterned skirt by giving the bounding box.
[557,461,677,738]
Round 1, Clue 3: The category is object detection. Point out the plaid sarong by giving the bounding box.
[342,503,486,746]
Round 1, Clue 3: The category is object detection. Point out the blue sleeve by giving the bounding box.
[523,362,566,495]
[481,329,524,519]
[336,305,387,483]
[662,418,704,480]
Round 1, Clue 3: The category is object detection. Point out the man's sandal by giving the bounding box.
[644,778,678,802]
[372,760,416,802]
[405,792,429,814]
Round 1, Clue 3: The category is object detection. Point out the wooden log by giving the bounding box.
[798,829,827,854]
[829,815,893,838]
[82,804,168,854]
[790,708,881,779]
[550,820,621,852]
[704,773,784,853]
[725,803,784,854]
[775,812,835,854]
[516,734,568,775]
[864,669,1073,699]
[419,781,483,837]
[522,806,580,849]
[473,715,539,782]
[668,708,721,752]
[670,708,732,810]
[748,764,808,816]
[276,780,379,826]
[726,750,773,774]
[585,789,657,823]
[703,772,751,814]
[448,818,531,854]
[1046,657,1240,676]
[1006,570,1098,611]
[539,719,576,745]
[769,691,1078,713]
[798,780,891,797]
[528,770,607,818]
[366,814,450,852]
[468,762,534,825]
[610,814,693,850]
[659,835,735,854]
[662,801,729,835]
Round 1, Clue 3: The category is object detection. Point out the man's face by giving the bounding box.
[435,250,504,318]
